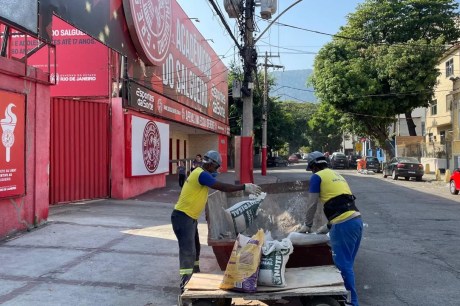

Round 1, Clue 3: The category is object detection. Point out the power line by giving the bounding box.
[207,0,242,51]
[274,21,455,49]
[271,85,315,93]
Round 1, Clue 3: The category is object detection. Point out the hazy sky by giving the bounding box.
[176,0,363,71]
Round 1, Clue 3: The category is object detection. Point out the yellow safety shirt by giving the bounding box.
[174,168,210,220]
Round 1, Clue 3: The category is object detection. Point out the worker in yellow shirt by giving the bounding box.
[298,151,363,306]
[171,150,262,293]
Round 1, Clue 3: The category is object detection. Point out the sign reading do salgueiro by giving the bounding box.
[124,0,228,127]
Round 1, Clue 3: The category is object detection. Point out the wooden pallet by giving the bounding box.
[183,265,347,300]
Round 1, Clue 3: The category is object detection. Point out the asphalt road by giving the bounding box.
[271,161,460,306]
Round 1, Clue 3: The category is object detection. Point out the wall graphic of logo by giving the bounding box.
[0,103,17,162]
[127,0,172,64]
[142,121,161,173]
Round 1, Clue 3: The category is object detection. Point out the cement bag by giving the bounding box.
[220,229,265,293]
[258,237,293,287]
[224,192,267,234]
[287,232,329,246]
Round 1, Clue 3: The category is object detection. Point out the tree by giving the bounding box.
[227,64,294,152]
[312,0,460,157]
[307,103,344,153]
[274,101,317,153]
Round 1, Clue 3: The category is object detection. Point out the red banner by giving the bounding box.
[0,90,25,198]
[10,16,109,97]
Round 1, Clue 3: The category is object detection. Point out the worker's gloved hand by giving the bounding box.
[315,224,330,234]
[296,223,311,233]
[244,183,262,195]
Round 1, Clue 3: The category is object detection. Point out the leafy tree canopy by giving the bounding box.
[312,0,460,156]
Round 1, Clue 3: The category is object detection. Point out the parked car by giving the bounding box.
[288,154,299,164]
[365,156,381,173]
[330,152,348,169]
[449,168,460,194]
[383,157,424,181]
[348,154,361,169]
[267,156,288,167]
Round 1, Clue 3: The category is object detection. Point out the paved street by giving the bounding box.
[0,163,459,305]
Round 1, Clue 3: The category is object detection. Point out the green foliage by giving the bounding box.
[228,63,318,153]
[311,0,460,156]
[274,101,317,153]
[307,103,344,153]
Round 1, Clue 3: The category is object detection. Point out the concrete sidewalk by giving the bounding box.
[0,170,278,306]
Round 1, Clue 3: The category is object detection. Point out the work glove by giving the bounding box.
[244,183,262,195]
[296,222,311,233]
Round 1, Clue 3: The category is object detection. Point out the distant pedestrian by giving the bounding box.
[190,154,202,172]
[177,161,186,188]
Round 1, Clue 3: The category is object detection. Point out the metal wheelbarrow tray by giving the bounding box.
[205,181,334,271]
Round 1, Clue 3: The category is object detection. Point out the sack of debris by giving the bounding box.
[287,232,330,245]
[224,192,267,234]
[220,229,265,293]
[258,232,293,287]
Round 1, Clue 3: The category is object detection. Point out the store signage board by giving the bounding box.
[126,81,230,136]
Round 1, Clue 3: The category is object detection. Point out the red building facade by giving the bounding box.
[0,0,229,239]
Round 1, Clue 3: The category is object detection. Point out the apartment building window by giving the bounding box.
[447,97,453,111]
[430,100,437,115]
[440,131,446,144]
[446,58,454,77]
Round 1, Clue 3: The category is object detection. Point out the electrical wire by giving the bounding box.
[274,20,456,49]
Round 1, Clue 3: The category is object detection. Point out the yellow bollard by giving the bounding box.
[435,169,441,181]
[444,169,451,183]
[425,164,430,174]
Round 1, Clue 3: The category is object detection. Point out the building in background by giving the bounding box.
[424,45,459,171]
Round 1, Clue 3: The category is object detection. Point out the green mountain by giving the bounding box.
[270,69,316,103]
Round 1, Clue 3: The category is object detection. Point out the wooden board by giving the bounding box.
[183,285,347,300]
[184,265,345,298]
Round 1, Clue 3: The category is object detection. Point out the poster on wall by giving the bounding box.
[10,16,109,97]
[126,115,169,177]
[0,90,26,198]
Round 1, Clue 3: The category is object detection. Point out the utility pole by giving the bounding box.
[261,51,283,176]
[241,0,256,137]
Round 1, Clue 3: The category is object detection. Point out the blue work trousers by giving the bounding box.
[329,217,363,306]
[171,209,201,291]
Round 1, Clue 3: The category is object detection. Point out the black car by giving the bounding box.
[330,152,348,169]
[267,156,288,167]
[365,156,381,173]
[383,156,424,181]
[348,154,361,169]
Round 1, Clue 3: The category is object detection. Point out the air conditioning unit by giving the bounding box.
[260,0,277,20]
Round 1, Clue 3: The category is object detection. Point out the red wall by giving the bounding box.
[110,98,166,199]
[0,57,50,239]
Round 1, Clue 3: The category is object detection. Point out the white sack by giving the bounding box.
[258,237,293,287]
[224,192,267,234]
[287,232,330,246]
